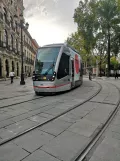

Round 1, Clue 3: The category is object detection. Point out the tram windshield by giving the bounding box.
[35,47,60,75]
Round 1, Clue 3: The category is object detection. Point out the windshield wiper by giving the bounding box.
[44,63,55,76]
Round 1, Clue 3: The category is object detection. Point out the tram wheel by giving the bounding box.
[35,92,40,96]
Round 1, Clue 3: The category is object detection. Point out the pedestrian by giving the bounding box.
[9,71,15,84]
[115,71,118,79]
[89,71,92,81]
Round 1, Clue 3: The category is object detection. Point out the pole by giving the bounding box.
[107,28,110,77]
[100,50,102,77]
[20,20,25,85]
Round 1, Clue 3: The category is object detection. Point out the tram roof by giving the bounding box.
[39,43,80,55]
[42,43,64,48]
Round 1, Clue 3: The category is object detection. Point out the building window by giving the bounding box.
[11,35,13,49]
[10,16,13,28]
[3,8,7,22]
[15,21,17,32]
[4,30,8,46]
[16,39,18,51]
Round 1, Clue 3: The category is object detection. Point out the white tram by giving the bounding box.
[32,43,83,95]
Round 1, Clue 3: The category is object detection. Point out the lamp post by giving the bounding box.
[14,14,29,85]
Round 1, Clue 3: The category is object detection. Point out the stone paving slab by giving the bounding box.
[38,112,55,119]
[5,108,29,117]
[0,95,38,108]
[68,118,101,137]
[90,137,120,161]
[0,119,37,140]
[0,119,15,129]
[0,113,12,121]
[22,149,61,161]
[41,130,88,161]
[85,104,115,124]
[13,130,54,153]
[40,119,72,136]
[0,143,29,161]
[28,115,49,124]
[43,108,65,116]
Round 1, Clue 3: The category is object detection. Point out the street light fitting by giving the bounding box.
[25,22,29,29]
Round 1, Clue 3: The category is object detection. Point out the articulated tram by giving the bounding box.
[32,43,83,95]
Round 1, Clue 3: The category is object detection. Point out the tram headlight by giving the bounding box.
[32,76,35,81]
[53,72,56,76]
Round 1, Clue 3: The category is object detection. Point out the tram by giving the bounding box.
[32,43,83,95]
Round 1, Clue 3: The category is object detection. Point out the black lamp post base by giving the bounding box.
[20,73,25,85]
[20,81,25,85]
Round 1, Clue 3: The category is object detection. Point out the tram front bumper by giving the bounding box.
[33,81,56,93]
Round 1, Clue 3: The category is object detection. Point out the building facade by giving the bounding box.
[0,0,38,78]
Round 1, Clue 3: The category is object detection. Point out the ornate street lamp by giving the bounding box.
[14,14,29,85]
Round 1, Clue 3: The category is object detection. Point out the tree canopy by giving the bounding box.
[66,0,120,73]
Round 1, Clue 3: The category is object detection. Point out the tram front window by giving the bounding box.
[35,47,60,75]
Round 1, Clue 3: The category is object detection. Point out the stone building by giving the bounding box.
[23,30,39,76]
[0,0,38,78]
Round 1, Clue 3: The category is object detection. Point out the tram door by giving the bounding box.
[71,59,75,87]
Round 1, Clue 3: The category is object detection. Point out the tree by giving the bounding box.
[97,0,120,76]
[110,56,119,70]
[66,32,87,62]
[74,0,99,57]
[67,0,120,76]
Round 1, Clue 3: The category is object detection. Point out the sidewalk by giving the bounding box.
[89,79,120,161]
[0,77,34,99]
[84,75,117,80]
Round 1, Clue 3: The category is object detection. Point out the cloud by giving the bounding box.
[23,0,79,45]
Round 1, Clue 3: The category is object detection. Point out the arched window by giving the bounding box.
[4,30,8,46]
[11,35,13,49]
[16,39,18,51]
[3,8,7,22]
[10,16,13,28]
[15,21,17,32]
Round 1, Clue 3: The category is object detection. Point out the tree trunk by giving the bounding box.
[107,29,110,77]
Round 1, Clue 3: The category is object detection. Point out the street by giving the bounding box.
[0,77,119,161]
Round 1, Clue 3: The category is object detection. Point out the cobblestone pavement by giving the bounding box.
[0,78,119,161]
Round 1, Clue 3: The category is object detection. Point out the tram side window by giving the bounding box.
[57,53,69,79]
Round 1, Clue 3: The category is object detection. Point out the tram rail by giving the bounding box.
[73,83,120,161]
[0,81,102,146]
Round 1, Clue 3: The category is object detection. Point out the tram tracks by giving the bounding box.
[0,93,34,100]
[0,95,44,109]
[73,83,120,161]
[0,81,102,146]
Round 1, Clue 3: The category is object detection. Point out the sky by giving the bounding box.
[23,0,79,46]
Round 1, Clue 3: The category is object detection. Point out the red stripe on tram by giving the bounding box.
[34,82,71,89]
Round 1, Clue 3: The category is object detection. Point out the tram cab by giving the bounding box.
[32,43,83,95]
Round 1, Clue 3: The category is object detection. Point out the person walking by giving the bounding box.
[115,71,118,79]
[9,71,15,84]
[89,70,92,81]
